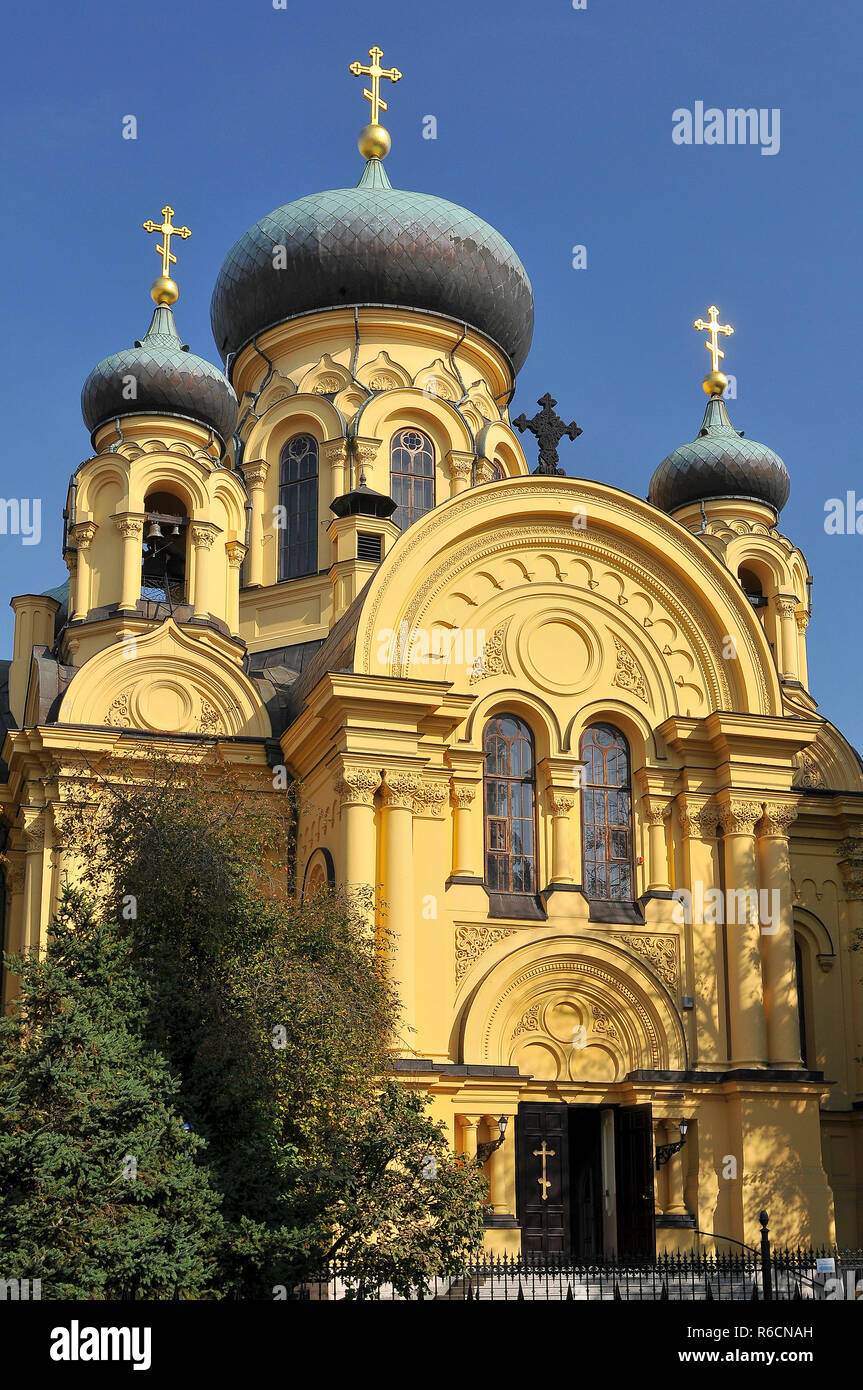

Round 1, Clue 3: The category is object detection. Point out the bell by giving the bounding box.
[146,520,163,541]
[169,523,181,537]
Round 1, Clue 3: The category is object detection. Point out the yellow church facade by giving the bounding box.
[3,52,862,1261]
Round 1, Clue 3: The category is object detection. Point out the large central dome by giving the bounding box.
[210,159,534,373]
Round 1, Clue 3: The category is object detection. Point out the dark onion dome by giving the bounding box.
[648,395,790,515]
[81,303,239,447]
[210,157,535,374]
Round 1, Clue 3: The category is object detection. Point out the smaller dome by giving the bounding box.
[648,396,790,515]
[82,303,238,447]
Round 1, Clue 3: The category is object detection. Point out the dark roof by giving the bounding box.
[247,640,326,736]
[649,396,790,515]
[210,158,534,374]
[82,303,238,446]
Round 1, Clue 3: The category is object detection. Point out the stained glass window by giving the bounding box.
[483,714,536,894]
[279,434,318,580]
[580,723,633,900]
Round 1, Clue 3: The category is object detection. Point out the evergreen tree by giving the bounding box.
[0,886,223,1299]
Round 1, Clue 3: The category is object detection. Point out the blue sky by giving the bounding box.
[1,0,860,747]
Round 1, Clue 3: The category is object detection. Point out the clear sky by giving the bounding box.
[1,0,860,748]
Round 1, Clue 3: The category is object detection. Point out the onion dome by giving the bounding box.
[648,395,790,515]
[81,302,238,448]
[210,156,534,374]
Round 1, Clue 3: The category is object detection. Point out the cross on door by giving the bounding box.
[532,1139,556,1201]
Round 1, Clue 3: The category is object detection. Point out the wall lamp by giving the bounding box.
[476,1116,509,1165]
[655,1118,689,1170]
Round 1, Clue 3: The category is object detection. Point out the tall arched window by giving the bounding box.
[391,428,434,531]
[279,434,318,580]
[580,723,633,900]
[483,715,536,894]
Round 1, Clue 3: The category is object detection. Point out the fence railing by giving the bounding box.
[295,1247,863,1302]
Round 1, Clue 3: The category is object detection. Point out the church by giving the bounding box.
[2,47,862,1260]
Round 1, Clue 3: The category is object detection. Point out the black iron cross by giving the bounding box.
[513,393,582,475]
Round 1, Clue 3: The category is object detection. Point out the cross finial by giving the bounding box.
[513,393,582,475]
[693,304,734,395]
[142,205,192,305]
[349,45,402,160]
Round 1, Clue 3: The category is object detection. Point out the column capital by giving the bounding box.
[795,610,810,632]
[678,794,720,840]
[225,540,247,569]
[445,450,476,485]
[547,787,576,816]
[758,800,800,838]
[353,436,382,470]
[413,776,449,818]
[321,437,349,467]
[717,795,763,836]
[334,763,381,808]
[20,806,45,849]
[775,593,801,618]
[2,852,25,894]
[69,520,98,549]
[189,521,220,550]
[240,458,269,490]
[110,511,147,540]
[449,779,478,810]
[381,770,422,811]
[837,835,863,900]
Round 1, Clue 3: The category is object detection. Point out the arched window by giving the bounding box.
[141,491,188,610]
[490,461,505,481]
[580,723,633,900]
[391,428,434,531]
[279,434,318,580]
[483,715,536,894]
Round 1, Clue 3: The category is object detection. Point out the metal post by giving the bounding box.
[759,1210,773,1302]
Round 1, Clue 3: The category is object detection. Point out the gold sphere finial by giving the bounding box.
[349,45,402,160]
[151,275,179,305]
[358,122,391,160]
[702,369,728,397]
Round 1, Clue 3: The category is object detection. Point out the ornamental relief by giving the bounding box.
[455,924,517,984]
[367,518,729,712]
[616,933,679,990]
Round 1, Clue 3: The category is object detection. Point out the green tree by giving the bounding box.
[64,752,487,1294]
[0,886,223,1299]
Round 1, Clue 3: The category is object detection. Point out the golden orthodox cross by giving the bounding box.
[349,45,402,124]
[693,304,734,372]
[142,206,192,279]
[532,1140,556,1201]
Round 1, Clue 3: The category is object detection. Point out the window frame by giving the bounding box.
[482,714,538,896]
[278,433,319,581]
[579,722,634,902]
[390,427,435,531]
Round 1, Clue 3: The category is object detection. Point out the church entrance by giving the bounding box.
[515,1101,655,1260]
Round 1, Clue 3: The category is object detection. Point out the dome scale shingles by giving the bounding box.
[648,395,790,515]
[210,158,535,374]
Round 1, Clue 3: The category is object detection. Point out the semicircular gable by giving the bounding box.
[58,619,271,739]
[353,477,781,718]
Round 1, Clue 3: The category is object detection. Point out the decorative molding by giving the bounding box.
[591,1001,620,1040]
[612,634,649,704]
[104,689,131,727]
[381,772,421,811]
[679,796,720,839]
[618,933,678,990]
[449,780,478,810]
[456,924,517,984]
[718,798,763,837]
[547,789,576,816]
[793,749,825,789]
[70,521,98,550]
[198,699,224,736]
[413,778,449,817]
[225,541,247,569]
[468,619,511,684]
[510,1002,542,1038]
[759,801,799,838]
[189,523,218,550]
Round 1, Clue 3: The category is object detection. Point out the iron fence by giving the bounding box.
[295,1247,863,1301]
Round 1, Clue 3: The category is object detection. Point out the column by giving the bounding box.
[322,438,349,505]
[445,451,475,497]
[240,460,269,588]
[645,798,671,892]
[112,513,145,612]
[225,541,247,635]
[758,801,803,1067]
[665,1120,688,1216]
[796,610,810,689]
[483,1115,507,1215]
[679,796,725,1066]
[459,1114,479,1161]
[719,796,768,1066]
[21,807,45,956]
[333,763,380,923]
[381,771,420,1029]
[189,523,219,621]
[449,780,478,877]
[546,789,576,884]
[69,522,98,621]
[837,835,863,1097]
[1,855,26,1005]
[775,595,800,680]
